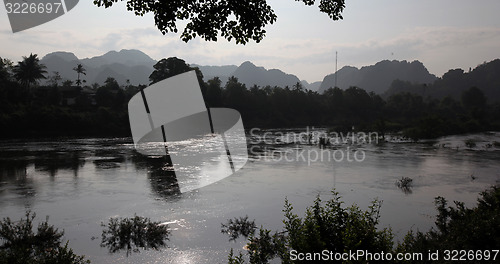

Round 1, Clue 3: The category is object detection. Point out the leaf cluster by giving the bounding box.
[93,0,345,44]
[227,191,393,264]
[221,216,257,241]
[0,212,89,264]
[396,185,500,263]
[12,54,47,88]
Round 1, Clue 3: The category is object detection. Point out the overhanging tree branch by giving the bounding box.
[93,0,345,44]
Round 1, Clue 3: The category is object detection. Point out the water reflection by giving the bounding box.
[146,157,181,200]
[1,133,499,206]
[93,148,125,170]
[100,215,170,257]
[0,156,35,207]
[128,151,181,199]
[0,139,183,205]
[395,176,414,195]
[34,151,85,177]
[0,133,499,263]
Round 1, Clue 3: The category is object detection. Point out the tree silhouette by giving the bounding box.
[93,0,345,44]
[13,54,47,88]
[73,64,86,87]
[461,87,486,110]
[149,57,191,84]
[224,76,249,113]
[104,77,119,90]
[0,57,13,82]
[62,80,73,87]
[462,86,487,121]
[149,57,204,86]
[205,77,223,107]
[49,71,62,87]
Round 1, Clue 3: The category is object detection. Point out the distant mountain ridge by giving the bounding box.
[191,64,238,87]
[40,49,320,91]
[26,50,500,104]
[40,49,155,86]
[319,60,437,94]
[80,50,156,69]
[42,50,489,99]
[40,50,318,89]
[232,61,301,88]
[193,62,319,91]
[384,59,500,102]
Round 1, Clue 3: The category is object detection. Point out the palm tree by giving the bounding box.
[13,53,47,88]
[73,63,86,87]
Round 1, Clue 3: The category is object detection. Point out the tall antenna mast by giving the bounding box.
[335,51,338,88]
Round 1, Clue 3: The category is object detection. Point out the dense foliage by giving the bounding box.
[224,191,393,263]
[396,185,500,264]
[12,54,47,88]
[0,212,89,264]
[92,0,345,44]
[1,55,499,139]
[226,186,500,263]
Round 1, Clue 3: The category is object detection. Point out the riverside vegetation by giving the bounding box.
[1,56,500,139]
[1,185,499,263]
[225,186,500,264]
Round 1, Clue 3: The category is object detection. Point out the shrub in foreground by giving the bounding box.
[227,191,394,263]
[0,212,89,264]
[228,186,500,263]
[397,185,500,263]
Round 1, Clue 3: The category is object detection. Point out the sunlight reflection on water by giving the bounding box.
[0,132,499,263]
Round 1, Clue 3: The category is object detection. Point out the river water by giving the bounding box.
[0,130,499,263]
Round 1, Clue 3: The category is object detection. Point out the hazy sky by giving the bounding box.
[1,0,499,83]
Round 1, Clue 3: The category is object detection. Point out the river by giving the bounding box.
[1,130,499,263]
